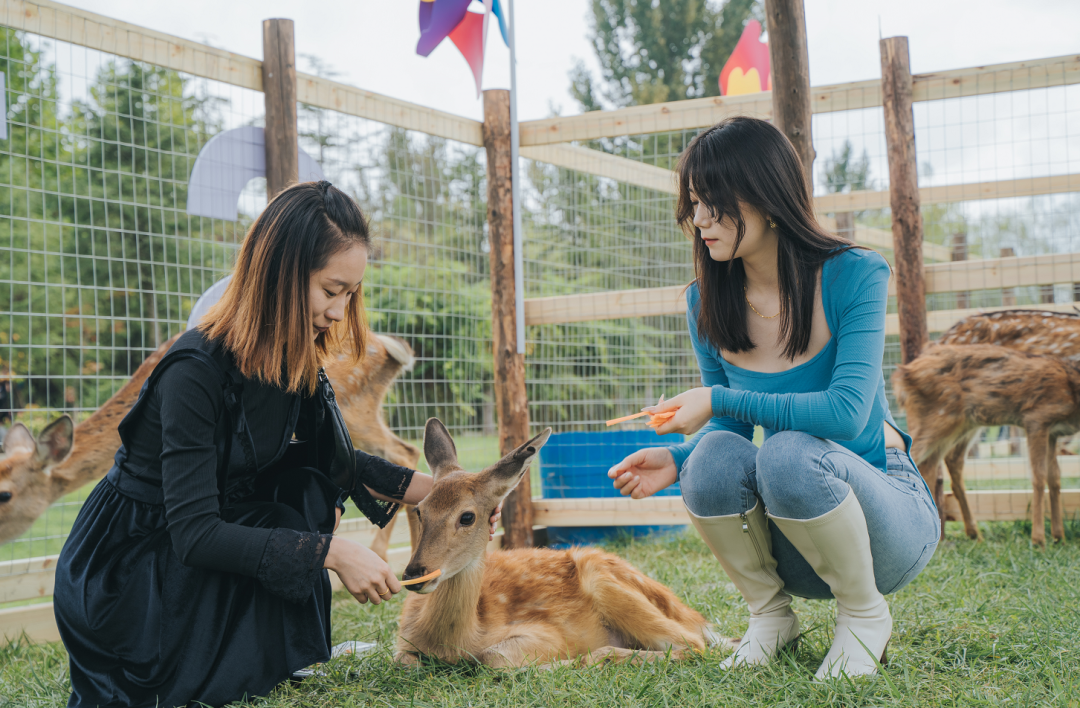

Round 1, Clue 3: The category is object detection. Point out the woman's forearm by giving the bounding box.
[362,470,432,506]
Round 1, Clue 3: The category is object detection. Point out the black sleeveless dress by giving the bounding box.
[53,330,414,708]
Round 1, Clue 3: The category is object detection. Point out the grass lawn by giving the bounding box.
[3,519,1080,707]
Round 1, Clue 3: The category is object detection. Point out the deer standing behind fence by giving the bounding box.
[893,343,1077,546]
[394,418,722,668]
[0,333,421,552]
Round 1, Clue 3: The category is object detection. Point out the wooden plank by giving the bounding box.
[520,144,676,193]
[262,19,298,199]
[0,0,263,90]
[0,602,59,644]
[818,215,951,261]
[941,489,1080,523]
[913,54,1080,103]
[524,254,1080,327]
[765,0,815,184]
[912,251,1080,296]
[295,75,484,147]
[520,93,773,147]
[525,285,688,326]
[532,491,1080,526]
[964,455,1080,482]
[484,89,533,548]
[886,302,1080,336]
[0,556,58,604]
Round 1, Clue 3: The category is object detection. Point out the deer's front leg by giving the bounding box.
[1048,435,1065,543]
[944,432,980,540]
[1025,425,1050,547]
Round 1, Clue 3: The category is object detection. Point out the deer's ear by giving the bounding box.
[423,418,459,480]
[2,424,35,457]
[36,416,74,469]
[481,428,552,498]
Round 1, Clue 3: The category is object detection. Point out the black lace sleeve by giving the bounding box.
[256,528,332,604]
[349,449,415,528]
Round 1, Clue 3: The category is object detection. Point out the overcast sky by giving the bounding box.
[58,0,1080,123]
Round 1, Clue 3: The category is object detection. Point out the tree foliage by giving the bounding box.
[570,0,761,110]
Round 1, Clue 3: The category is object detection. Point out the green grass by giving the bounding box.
[4,520,1080,707]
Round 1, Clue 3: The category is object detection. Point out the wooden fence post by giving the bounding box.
[483,89,533,549]
[881,36,939,528]
[765,0,815,184]
[880,36,928,365]
[262,19,298,200]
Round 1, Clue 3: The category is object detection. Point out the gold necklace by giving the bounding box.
[744,286,781,319]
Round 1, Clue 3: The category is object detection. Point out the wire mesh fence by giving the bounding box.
[2,7,1079,611]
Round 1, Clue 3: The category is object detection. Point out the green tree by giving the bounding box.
[570,0,760,110]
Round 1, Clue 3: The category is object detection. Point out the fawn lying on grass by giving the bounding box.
[394,418,722,668]
[0,334,421,552]
[893,343,1076,545]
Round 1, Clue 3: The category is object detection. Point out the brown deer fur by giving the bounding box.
[0,333,421,551]
[937,309,1080,359]
[893,343,1077,545]
[394,419,720,668]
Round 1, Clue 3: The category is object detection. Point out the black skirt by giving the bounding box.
[54,467,338,708]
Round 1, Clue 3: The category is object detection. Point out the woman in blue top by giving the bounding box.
[608,117,939,679]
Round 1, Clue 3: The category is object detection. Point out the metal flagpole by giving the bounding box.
[506,0,525,354]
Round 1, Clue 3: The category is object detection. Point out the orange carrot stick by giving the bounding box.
[605,411,651,426]
[400,569,442,587]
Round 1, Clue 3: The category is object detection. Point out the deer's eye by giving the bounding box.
[0,492,11,503]
[459,512,475,526]
[415,509,422,523]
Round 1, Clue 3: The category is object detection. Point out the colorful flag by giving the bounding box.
[719,20,770,96]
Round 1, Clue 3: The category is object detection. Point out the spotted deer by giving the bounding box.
[0,333,421,552]
[893,343,1078,546]
[394,418,721,668]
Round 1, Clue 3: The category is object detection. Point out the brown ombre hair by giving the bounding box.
[200,180,370,395]
[675,116,858,360]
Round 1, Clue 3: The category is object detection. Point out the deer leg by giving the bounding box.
[1025,425,1050,547]
[944,433,981,540]
[560,646,688,668]
[914,447,947,539]
[1048,435,1065,543]
[369,508,399,562]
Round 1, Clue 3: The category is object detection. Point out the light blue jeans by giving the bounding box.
[680,430,940,599]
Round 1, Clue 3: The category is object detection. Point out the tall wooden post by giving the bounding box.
[262,19,298,200]
[882,36,939,533]
[880,37,928,365]
[765,0,815,185]
[483,89,533,549]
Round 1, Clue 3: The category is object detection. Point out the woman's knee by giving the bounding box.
[756,431,846,517]
[680,431,757,517]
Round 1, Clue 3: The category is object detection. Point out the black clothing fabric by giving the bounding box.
[53,329,415,707]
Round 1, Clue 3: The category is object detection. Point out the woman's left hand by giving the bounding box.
[489,502,502,540]
[644,387,714,436]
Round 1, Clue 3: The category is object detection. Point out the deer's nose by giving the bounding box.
[402,565,427,592]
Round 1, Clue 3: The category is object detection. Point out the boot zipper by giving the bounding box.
[742,511,784,587]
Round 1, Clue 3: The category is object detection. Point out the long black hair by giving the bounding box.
[676,116,857,360]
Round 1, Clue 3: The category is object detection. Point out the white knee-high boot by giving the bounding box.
[769,492,892,679]
[686,501,800,667]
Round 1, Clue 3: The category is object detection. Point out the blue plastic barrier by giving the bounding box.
[539,430,689,548]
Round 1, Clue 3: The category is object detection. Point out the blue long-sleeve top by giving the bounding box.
[668,247,911,474]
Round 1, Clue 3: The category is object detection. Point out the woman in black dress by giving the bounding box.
[53,182,485,707]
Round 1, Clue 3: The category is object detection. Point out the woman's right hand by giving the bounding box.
[324,537,401,605]
[607,447,678,499]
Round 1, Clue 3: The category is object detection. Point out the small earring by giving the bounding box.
[768,216,777,229]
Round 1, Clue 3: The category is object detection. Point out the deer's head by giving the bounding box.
[402,418,551,593]
[0,416,75,545]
